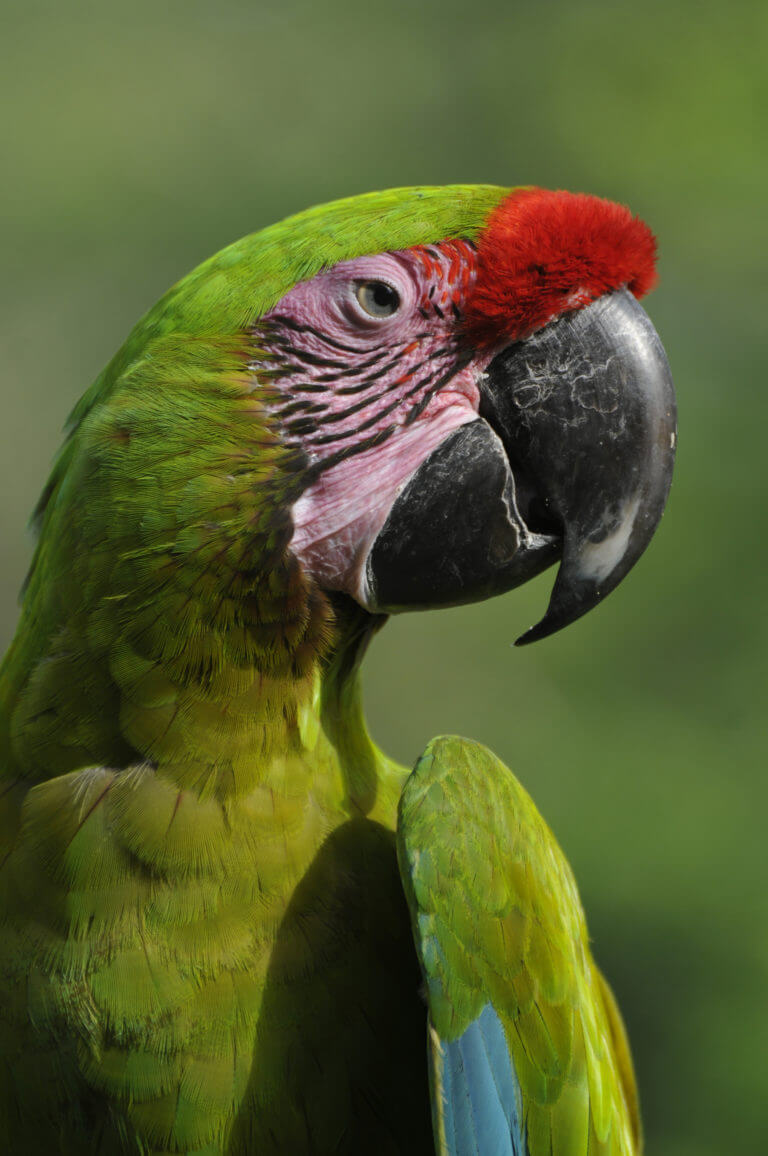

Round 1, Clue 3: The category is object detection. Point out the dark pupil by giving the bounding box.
[371,282,398,310]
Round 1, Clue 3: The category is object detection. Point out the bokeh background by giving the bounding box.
[1,1,766,1151]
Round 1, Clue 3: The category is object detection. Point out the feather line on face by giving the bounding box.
[251,242,488,599]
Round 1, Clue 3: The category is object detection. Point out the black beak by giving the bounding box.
[363,289,676,642]
[481,289,676,643]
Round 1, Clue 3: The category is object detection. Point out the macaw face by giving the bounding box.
[254,189,676,642]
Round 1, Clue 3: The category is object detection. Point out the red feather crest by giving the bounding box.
[464,187,658,345]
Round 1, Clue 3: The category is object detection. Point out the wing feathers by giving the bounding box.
[434,1004,524,1156]
[398,736,641,1156]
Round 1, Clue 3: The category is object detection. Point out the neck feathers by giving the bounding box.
[0,333,360,798]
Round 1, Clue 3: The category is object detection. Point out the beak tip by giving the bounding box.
[514,569,606,646]
[514,619,551,646]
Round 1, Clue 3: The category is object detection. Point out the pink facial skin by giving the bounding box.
[252,241,495,605]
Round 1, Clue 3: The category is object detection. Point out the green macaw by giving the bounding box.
[0,185,675,1155]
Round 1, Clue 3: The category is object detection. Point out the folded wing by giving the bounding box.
[396,736,640,1156]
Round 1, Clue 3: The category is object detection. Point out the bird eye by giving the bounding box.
[355,281,401,318]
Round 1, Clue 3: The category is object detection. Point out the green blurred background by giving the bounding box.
[1,0,766,1151]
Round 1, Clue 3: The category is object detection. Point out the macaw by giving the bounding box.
[0,185,676,1155]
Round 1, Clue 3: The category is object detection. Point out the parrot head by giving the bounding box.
[3,184,676,780]
[250,186,675,643]
[25,183,676,696]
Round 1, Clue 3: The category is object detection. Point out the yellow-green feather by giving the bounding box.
[397,736,641,1156]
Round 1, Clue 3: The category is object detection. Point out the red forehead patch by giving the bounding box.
[464,187,657,345]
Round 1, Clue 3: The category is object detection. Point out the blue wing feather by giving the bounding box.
[436,1003,525,1156]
